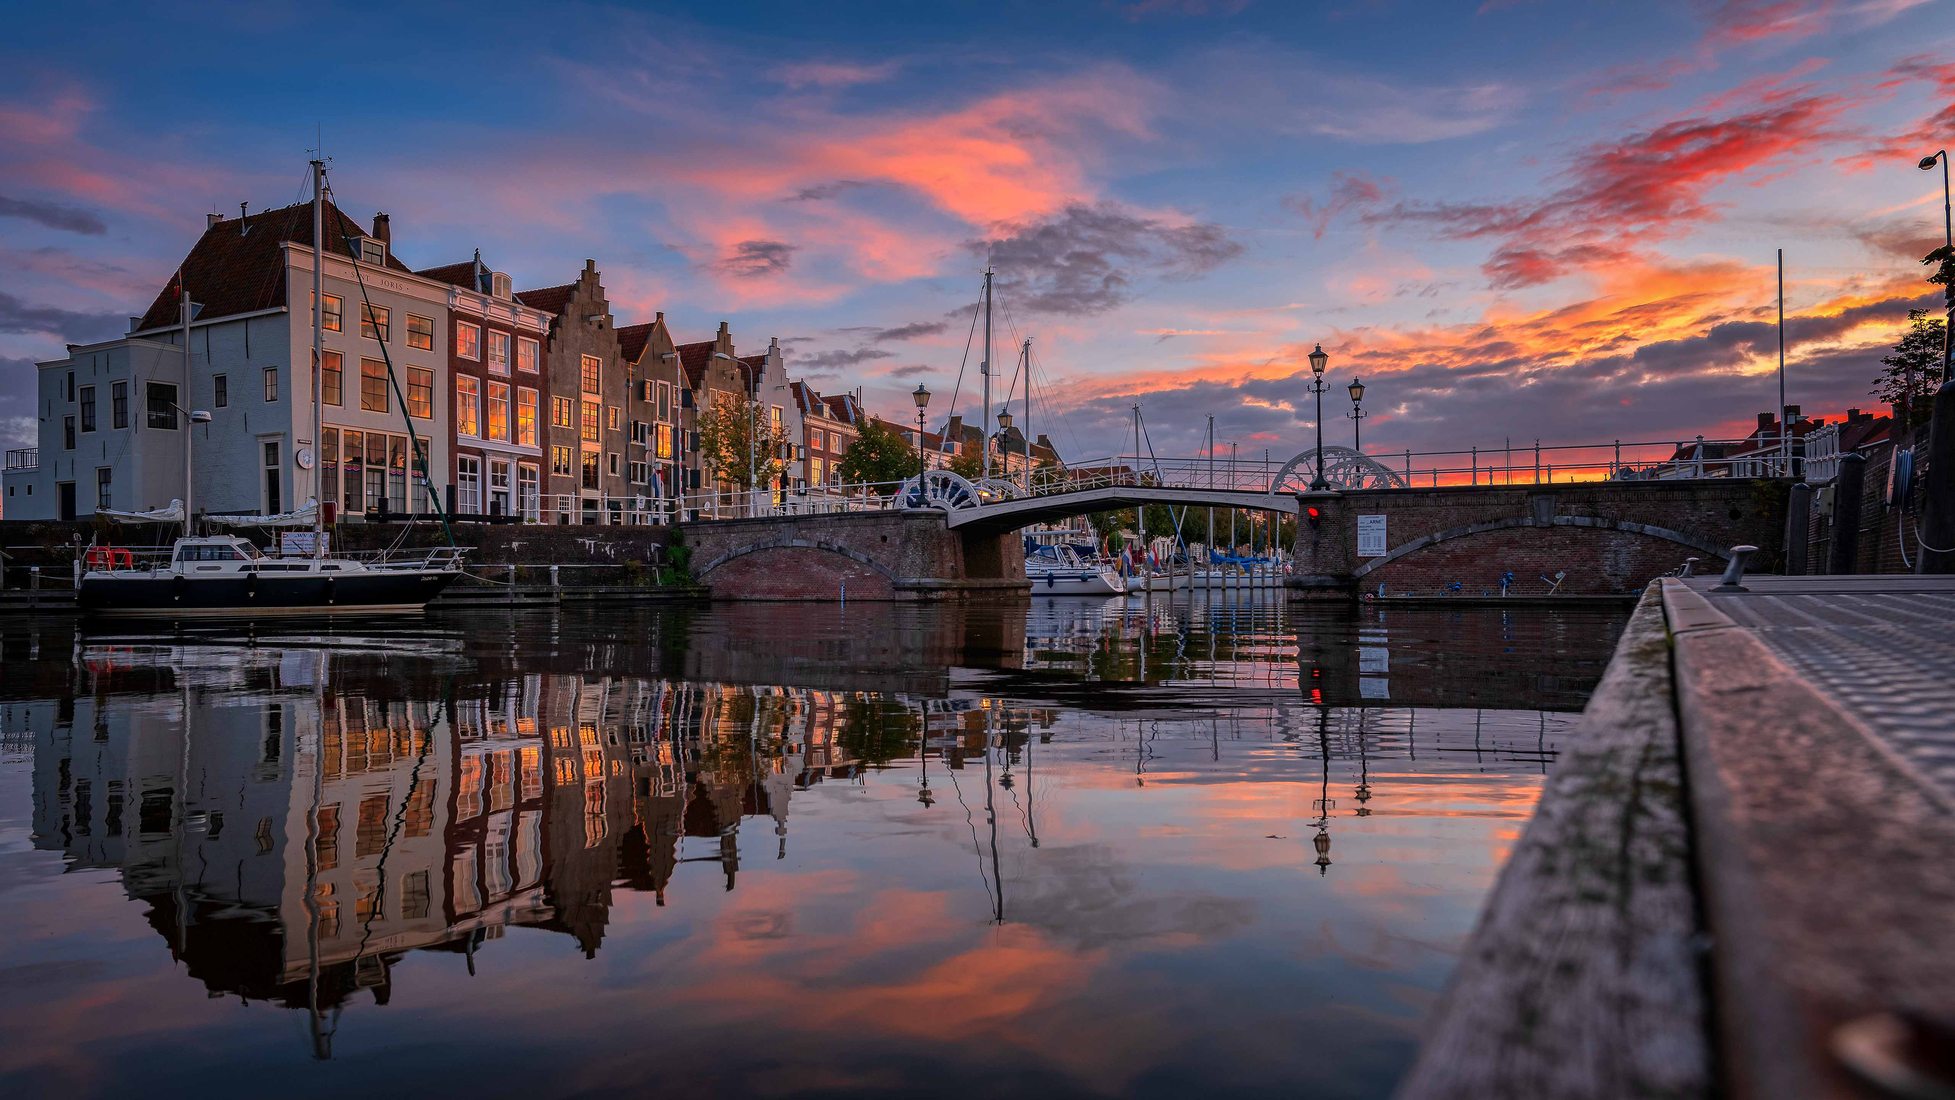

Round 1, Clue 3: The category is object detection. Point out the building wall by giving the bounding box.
[5,340,193,520]
[536,262,628,522]
[441,278,547,520]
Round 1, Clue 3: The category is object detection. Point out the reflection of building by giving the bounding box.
[15,654,896,1052]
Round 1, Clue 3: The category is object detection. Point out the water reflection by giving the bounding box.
[0,598,1624,1099]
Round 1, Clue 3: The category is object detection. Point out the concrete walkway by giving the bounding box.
[1401,575,1955,1100]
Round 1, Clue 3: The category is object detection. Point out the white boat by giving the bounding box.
[80,534,464,618]
[1027,543,1126,596]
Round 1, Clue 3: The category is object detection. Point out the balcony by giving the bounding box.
[4,448,37,472]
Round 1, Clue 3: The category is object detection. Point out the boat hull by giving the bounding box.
[1027,567,1126,596]
[78,568,460,618]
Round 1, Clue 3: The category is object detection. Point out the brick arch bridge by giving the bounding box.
[682,479,1788,601]
[1291,480,1788,598]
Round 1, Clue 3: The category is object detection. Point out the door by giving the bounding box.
[57,481,76,521]
[262,440,282,514]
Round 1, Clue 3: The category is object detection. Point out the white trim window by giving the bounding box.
[456,320,481,361]
[517,336,539,374]
[487,330,510,375]
[457,455,482,515]
[456,376,480,437]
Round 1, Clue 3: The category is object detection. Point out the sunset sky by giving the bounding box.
[1,0,1950,462]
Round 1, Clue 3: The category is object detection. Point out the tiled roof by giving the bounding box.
[416,260,485,291]
[615,322,653,364]
[821,394,857,423]
[134,199,412,333]
[514,282,575,316]
[676,340,717,390]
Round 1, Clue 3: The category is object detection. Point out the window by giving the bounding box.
[517,387,538,447]
[360,359,389,412]
[262,439,282,514]
[580,354,600,394]
[656,423,673,460]
[399,313,431,351]
[551,445,573,477]
[488,331,509,373]
[581,450,599,490]
[111,381,127,429]
[551,396,572,428]
[316,292,342,332]
[810,456,824,485]
[656,382,671,420]
[456,376,480,437]
[360,303,390,341]
[607,452,620,476]
[772,405,782,429]
[66,371,75,401]
[79,386,96,431]
[455,320,480,360]
[358,238,385,265]
[631,420,648,446]
[517,336,539,373]
[607,405,620,432]
[146,382,178,429]
[206,374,226,409]
[407,367,434,419]
[322,351,342,406]
[487,381,510,441]
[629,460,648,485]
[810,428,825,450]
[581,400,600,443]
[457,455,482,514]
[263,367,278,403]
[518,463,539,521]
[96,467,111,510]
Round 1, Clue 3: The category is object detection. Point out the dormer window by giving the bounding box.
[491,272,512,299]
[350,235,386,265]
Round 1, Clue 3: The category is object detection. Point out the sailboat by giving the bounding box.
[78,162,466,618]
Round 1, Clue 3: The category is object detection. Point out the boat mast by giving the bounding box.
[181,277,193,539]
[981,267,993,481]
[1020,337,1032,494]
[311,159,326,557]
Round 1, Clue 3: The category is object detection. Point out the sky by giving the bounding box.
[1,0,1951,465]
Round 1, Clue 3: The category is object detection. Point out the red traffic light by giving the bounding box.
[1305,505,1322,526]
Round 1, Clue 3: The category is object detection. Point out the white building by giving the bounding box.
[3,202,453,522]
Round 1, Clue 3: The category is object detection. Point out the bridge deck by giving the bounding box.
[945,485,1296,532]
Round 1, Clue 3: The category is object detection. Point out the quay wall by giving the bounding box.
[1291,479,1787,598]
[681,510,1027,601]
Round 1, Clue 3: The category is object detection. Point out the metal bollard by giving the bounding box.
[1713,545,1759,592]
[1680,557,1700,578]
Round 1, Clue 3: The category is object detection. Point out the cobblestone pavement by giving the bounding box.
[1692,577,1955,805]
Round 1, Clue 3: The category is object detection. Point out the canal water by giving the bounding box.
[0,597,1625,1099]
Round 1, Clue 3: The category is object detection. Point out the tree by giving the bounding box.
[946,447,985,482]
[695,394,791,491]
[1874,308,1947,428]
[835,418,918,491]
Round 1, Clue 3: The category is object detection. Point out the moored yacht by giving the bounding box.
[1026,543,1127,596]
[79,533,464,618]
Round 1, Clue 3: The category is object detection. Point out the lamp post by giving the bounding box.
[1307,343,1330,491]
[1347,377,1368,453]
[1920,150,1952,415]
[996,408,1014,486]
[911,384,930,493]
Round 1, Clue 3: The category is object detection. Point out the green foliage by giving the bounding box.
[946,447,985,481]
[1874,308,1947,426]
[696,394,792,490]
[836,419,919,491]
[837,698,921,766]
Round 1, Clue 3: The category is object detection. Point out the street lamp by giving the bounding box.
[1306,343,1330,491]
[1347,377,1368,453]
[911,384,931,494]
[1920,150,1952,415]
[996,407,1013,482]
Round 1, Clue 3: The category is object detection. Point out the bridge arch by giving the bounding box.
[695,537,899,600]
[1347,513,1729,594]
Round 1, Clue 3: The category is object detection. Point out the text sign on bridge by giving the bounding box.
[1356,514,1387,557]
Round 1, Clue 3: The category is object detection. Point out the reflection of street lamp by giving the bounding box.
[911,384,931,493]
[1311,706,1334,874]
[1347,377,1368,454]
[916,701,934,807]
[1307,344,1330,491]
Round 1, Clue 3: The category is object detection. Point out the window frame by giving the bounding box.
[316,292,343,333]
[262,366,278,403]
[111,381,128,429]
[455,319,481,361]
[516,386,538,447]
[359,303,390,342]
[146,382,179,430]
[406,313,435,351]
[79,385,96,431]
[456,375,480,437]
[322,351,342,406]
[487,330,510,374]
[360,358,389,413]
[487,380,511,441]
[517,336,539,374]
[406,367,434,420]
[580,354,601,395]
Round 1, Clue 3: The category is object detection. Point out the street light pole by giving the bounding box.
[911,384,931,499]
[1347,377,1367,454]
[1921,150,1953,415]
[1307,344,1330,491]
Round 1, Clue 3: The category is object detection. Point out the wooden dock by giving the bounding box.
[1402,575,1955,1100]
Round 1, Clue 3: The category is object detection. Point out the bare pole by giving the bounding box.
[1778,248,1788,473]
[181,280,193,539]
[311,159,326,555]
[1021,337,1032,493]
[982,267,993,481]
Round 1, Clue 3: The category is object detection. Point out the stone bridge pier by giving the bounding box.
[682,510,1028,601]
[1291,480,1789,599]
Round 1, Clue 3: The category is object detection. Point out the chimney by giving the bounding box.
[1847,408,1862,422]
[717,321,730,341]
[1784,403,1801,422]
[372,213,390,244]
[945,415,965,451]
[1757,412,1774,432]
[655,310,664,323]
[206,212,223,230]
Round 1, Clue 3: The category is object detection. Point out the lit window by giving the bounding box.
[551,445,573,476]
[487,331,509,373]
[322,351,342,406]
[456,320,480,360]
[581,450,600,490]
[315,293,342,332]
[655,423,673,460]
[407,367,434,419]
[551,396,572,428]
[581,400,600,443]
[456,376,479,436]
[360,303,390,341]
[360,359,388,412]
[487,381,510,441]
[607,405,620,432]
[406,314,434,351]
[517,336,539,373]
[517,387,538,447]
[580,354,600,394]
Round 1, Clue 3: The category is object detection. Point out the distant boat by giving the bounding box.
[1027,543,1126,596]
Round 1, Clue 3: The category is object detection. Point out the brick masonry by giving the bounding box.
[1800,423,1927,576]
[681,510,1027,601]
[1292,479,1789,598]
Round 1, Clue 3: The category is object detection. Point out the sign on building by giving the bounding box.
[1356,514,1387,557]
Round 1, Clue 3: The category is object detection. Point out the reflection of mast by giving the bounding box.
[304,651,333,1060]
[984,706,1004,924]
[1354,707,1372,817]
[1312,706,1334,875]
